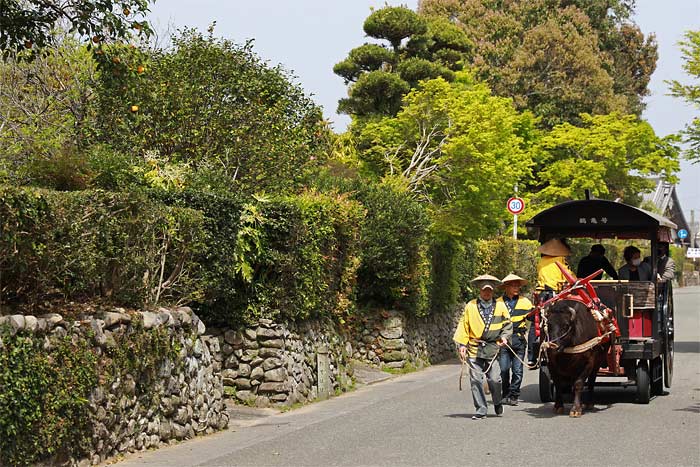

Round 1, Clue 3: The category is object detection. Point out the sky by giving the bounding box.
[149,0,700,225]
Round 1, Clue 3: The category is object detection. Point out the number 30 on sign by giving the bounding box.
[507,197,525,215]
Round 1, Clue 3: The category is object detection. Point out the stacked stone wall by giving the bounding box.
[0,307,228,466]
[214,305,464,405]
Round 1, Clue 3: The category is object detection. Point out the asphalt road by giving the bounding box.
[117,286,700,467]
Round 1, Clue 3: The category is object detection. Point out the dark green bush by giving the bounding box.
[0,331,98,466]
[352,183,431,316]
[0,186,206,309]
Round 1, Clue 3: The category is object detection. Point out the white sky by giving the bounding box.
[149,0,700,224]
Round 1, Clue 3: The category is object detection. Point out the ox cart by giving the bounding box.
[526,198,675,404]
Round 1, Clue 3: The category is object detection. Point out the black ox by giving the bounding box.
[544,299,610,417]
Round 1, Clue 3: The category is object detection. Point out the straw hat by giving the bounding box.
[471,274,502,290]
[537,238,570,257]
[500,273,528,287]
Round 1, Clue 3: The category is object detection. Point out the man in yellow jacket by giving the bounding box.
[497,274,534,406]
[528,238,573,366]
[454,274,512,420]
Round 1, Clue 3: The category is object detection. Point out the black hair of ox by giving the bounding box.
[544,299,610,417]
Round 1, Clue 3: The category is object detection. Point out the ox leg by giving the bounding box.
[553,382,565,414]
[570,379,584,417]
[583,367,599,411]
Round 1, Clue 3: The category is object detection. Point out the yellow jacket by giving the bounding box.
[453,299,512,359]
[497,295,534,335]
[536,256,573,292]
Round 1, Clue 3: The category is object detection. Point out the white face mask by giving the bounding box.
[631,258,642,267]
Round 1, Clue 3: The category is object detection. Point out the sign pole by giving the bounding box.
[513,184,518,240]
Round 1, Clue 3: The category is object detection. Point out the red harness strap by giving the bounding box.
[534,264,620,341]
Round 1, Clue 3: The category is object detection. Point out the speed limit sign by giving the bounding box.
[507,197,525,215]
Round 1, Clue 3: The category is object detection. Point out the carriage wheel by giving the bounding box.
[539,365,555,403]
[635,360,651,404]
[664,291,674,389]
[651,357,663,396]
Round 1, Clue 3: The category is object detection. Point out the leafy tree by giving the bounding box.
[532,113,680,208]
[93,27,329,194]
[0,39,99,188]
[355,74,536,237]
[0,0,153,54]
[418,0,657,126]
[668,30,700,163]
[335,6,472,118]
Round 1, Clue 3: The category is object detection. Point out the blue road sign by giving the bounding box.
[678,229,688,239]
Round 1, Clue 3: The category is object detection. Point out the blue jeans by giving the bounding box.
[500,334,526,399]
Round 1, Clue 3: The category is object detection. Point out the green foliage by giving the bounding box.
[460,237,540,299]
[0,40,99,187]
[532,113,680,209]
[0,330,98,466]
[428,236,462,314]
[335,6,472,119]
[338,71,411,117]
[350,182,431,316]
[0,0,153,53]
[102,321,180,405]
[419,0,657,127]
[668,30,700,163]
[356,74,536,237]
[161,190,364,326]
[364,7,428,51]
[93,27,328,195]
[0,186,206,308]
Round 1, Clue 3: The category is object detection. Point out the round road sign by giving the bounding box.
[507,197,525,215]
[678,229,688,239]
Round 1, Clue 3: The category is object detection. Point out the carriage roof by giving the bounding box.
[526,199,677,242]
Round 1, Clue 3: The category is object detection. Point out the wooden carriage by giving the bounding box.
[526,197,675,404]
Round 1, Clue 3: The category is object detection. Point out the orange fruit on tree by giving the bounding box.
[136,65,145,74]
[130,105,139,112]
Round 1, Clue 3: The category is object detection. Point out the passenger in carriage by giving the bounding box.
[576,244,619,280]
[644,242,676,283]
[618,245,652,281]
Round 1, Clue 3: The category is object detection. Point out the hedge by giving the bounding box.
[0,186,205,310]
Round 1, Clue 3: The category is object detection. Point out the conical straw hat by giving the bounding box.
[500,273,528,287]
[471,274,502,290]
[538,238,570,256]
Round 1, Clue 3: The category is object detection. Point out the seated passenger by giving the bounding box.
[576,244,619,280]
[618,246,652,281]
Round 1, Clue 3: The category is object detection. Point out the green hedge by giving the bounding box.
[0,186,206,309]
[352,183,431,316]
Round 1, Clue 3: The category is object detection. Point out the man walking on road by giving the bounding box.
[497,274,533,406]
[454,274,512,420]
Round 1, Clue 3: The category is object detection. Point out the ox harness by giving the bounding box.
[534,263,619,354]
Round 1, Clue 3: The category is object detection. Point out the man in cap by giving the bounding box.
[454,274,512,420]
[528,238,573,366]
[497,273,534,406]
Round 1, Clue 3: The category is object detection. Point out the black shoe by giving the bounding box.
[472,414,486,420]
[494,404,503,416]
[509,397,519,406]
[503,398,517,406]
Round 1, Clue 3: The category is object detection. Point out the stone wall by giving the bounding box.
[213,305,464,406]
[207,318,354,407]
[0,307,228,466]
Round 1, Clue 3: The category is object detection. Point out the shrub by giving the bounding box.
[0,186,206,309]
[0,331,98,466]
[160,190,364,326]
[352,183,431,316]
